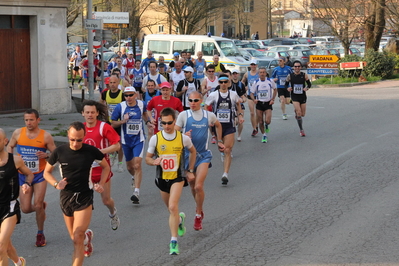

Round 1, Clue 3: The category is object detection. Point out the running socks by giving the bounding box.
[296,116,303,130]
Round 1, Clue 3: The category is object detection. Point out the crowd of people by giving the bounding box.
[0,49,311,265]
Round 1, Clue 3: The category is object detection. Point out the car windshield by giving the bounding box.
[248,49,266,57]
[257,60,272,68]
[302,50,313,56]
[216,40,241,57]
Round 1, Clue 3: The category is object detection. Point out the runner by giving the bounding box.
[271,57,293,120]
[205,74,244,185]
[0,128,32,266]
[145,107,196,255]
[175,91,224,230]
[44,122,110,265]
[230,69,247,142]
[111,87,153,204]
[250,67,277,143]
[285,61,311,137]
[241,59,259,137]
[7,109,56,247]
[81,100,121,230]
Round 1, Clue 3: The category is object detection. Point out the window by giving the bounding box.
[208,25,215,35]
[289,1,293,8]
[202,42,217,56]
[148,40,170,54]
[158,0,164,5]
[216,40,241,57]
[173,41,195,55]
[244,0,254,12]
[244,25,250,39]
[158,25,164,33]
[175,26,179,34]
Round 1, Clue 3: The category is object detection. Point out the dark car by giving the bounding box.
[297,37,316,45]
[268,38,300,46]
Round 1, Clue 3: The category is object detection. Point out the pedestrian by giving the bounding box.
[0,128,32,266]
[145,107,196,255]
[44,122,110,265]
[7,109,56,247]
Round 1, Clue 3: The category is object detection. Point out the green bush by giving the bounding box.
[363,49,397,79]
[338,54,363,78]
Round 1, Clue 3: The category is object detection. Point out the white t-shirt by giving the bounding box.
[141,73,167,90]
[170,71,185,91]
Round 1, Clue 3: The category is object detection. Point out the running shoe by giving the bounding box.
[261,135,268,143]
[221,175,229,185]
[265,123,270,133]
[117,163,124,173]
[237,136,241,142]
[251,129,257,137]
[35,233,46,247]
[300,130,306,137]
[193,215,203,231]
[211,136,216,144]
[283,114,288,120]
[84,229,93,257]
[110,208,120,230]
[130,191,140,204]
[220,152,225,162]
[178,212,186,237]
[169,240,179,255]
[19,257,26,266]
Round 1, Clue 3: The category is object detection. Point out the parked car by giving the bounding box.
[267,44,316,52]
[252,39,273,49]
[297,37,316,44]
[313,36,337,45]
[312,48,340,57]
[236,42,261,50]
[255,58,279,77]
[267,38,300,46]
[103,51,118,62]
[110,40,140,53]
[263,50,290,60]
[243,48,268,59]
[336,47,362,57]
[238,48,252,61]
[287,50,312,68]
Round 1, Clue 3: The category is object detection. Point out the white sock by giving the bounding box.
[134,188,140,194]
[171,237,178,241]
[195,213,201,218]
[14,258,21,266]
[223,172,228,177]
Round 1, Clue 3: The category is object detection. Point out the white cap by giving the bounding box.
[124,87,136,93]
[231,69,240,74]
[250,59,257,65]
[183,66,194,73]
[128,50,133,55]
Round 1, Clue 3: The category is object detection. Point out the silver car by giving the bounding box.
[255,59,280,77]
[287,50,312,68]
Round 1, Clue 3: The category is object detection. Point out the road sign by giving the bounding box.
[85,19,103,30]
[307,62,338,69]
[307,68,339,75]
[104,23,129,29]
[310,55,340,63]
[93,12,129,24]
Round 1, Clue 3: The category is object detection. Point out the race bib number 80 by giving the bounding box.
[161,154,178,172]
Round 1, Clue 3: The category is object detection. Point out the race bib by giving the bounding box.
[134,75,143,83]
[161,154,178,173]
[108,104,117,118]
[23,155,39,172]
[197,65,204,75]
[279,77,287,86]
[293,84,304,94]
[217,109,230,123]
[127,119,141,134]
[258,90,269,101]
[158,117,163,131]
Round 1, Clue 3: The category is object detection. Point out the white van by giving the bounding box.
[142,34,249,74]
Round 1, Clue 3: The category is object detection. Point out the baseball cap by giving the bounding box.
[250,59,257,65]
[124,87,136,93]
[173,52,180,57]
[231,69,240,74]
[128,51,134,55]
[160,82,171,89]
[158,63,166,68]
[183,66,194,73]
[104,77,110,84]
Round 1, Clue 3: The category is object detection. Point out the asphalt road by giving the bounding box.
[9,81,399,266]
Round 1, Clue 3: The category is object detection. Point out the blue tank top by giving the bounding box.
[247,71,259,95]
[183,110,209,153]
[132,68,144,87]
[193,59,206,79]
[143,90,161,106]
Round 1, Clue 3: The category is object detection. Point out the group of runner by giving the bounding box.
[0,53,311,265]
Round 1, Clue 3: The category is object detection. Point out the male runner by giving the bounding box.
[81,100,121,230]
[250,67,277,143]
[272,57,293,120]
[205,74,244,185]
[44,122,110,265]
[286,61,311,136]
[7,109,56,247]
[241,59,259,137]
[111,87,153,204]
[175,91,224,231]
[0,128,32,266]
[146,107,196,255]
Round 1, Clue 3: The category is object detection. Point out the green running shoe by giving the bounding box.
[169,240,179,255]
[265,123,270,133]
[178,212,186,237]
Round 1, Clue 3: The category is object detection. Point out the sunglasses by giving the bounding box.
[219,80,229,84]
[160,121,174,125]
[208,70,214,73]
[294,66,301,68]
[188,99,200,102]
[125,94,135,97]
[69,138,83,142]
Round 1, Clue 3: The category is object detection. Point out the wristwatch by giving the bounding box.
[188,169,194,173]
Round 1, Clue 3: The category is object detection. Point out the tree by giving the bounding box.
[66,0,84,42]
[364,0,386,51]
[157,0,227,35]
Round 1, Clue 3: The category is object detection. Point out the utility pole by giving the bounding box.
[87,0,94,100]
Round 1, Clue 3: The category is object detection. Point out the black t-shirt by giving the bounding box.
[48,144,104,193]
[231,81,246,97]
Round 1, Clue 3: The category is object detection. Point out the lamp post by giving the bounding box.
[87,0,94,100]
